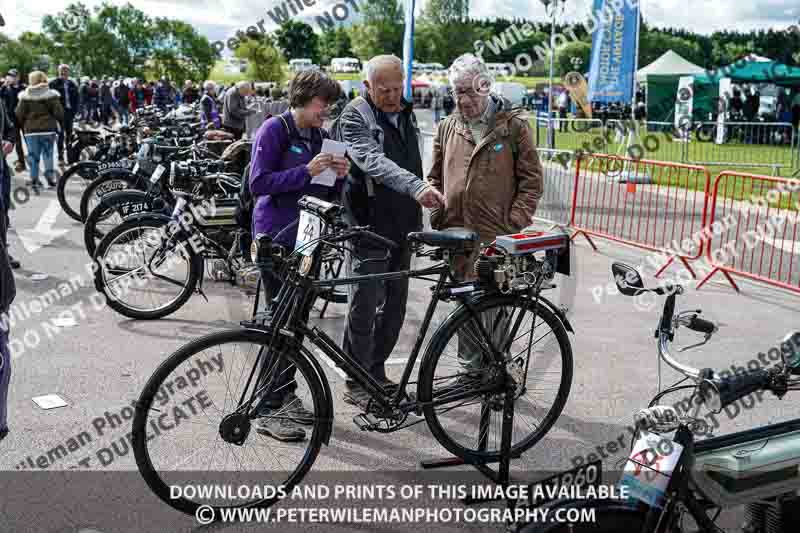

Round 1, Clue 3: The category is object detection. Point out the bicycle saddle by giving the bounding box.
[408,228,478,250]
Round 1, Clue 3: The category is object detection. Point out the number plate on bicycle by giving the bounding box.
[295,210,322,256]
[527,459,602,506]
[620,430,684,508]
[150,164,165,183]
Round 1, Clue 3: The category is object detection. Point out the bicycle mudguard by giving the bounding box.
[239,326,335,445]
[456,291,574,335]
[535,294,574,334]
[96,166,146,188]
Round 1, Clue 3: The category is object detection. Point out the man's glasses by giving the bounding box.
[451,88,487,101]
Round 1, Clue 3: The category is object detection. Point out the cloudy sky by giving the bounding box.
[3,0,799,46]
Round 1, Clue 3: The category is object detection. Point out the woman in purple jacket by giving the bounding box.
[249,69,348,442]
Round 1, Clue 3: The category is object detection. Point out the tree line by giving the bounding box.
[1,0,798,85]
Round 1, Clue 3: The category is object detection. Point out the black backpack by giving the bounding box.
[233,115,289,234]
[234,162,252,231]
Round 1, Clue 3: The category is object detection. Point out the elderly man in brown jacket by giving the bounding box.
[427,53,543,270]
[427,54,543,371]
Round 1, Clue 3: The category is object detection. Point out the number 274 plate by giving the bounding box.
[295,210,322,256]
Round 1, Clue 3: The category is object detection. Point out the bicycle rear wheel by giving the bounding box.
[418,294,572,462]
[132,328,328,518]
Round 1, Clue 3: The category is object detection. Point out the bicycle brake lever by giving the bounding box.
[679,332,713,352]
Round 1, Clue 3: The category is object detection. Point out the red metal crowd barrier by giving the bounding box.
[570,153,712,277]
[697,171,800,293]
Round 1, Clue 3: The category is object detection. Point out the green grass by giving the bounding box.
[534,119,800,209]
[506,76,551,88]
[331,73,362,81]
[209,61,248,84]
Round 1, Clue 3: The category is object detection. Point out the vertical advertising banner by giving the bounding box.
[587,0,640,103]
[402,0,416,102]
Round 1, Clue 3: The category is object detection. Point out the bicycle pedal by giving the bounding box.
[352,413,380,431]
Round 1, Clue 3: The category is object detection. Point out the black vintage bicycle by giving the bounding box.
[131,196,574,518]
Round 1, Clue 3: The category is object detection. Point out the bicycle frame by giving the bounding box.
[246,243,541,421]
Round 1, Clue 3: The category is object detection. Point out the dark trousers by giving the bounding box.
[254,260,297,410]
[56,108,75,162]
[101,105,112,125]
[13,126,25,169]
[343,242,412,384]
[0,328,9,431]
[1,159,10,233]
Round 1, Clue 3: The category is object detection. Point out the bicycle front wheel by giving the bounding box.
[418,294,573,461]
[84,190,153,257]
[57,161,99,221]
[93,216,201,319]
[132,328,328,518]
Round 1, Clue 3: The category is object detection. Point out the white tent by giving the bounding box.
[636,50,706,82]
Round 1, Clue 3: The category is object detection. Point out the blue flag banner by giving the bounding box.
[402,0,416,101]
[587,0,639,103]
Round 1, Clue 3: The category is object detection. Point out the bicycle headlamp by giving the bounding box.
[300,256,313,276]
[250,240,259,264]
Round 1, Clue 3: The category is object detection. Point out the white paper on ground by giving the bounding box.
[311,139,348,187]
[32,394,69,410]
[52,316,77,327]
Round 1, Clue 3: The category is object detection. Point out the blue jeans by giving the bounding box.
[25,134,56,181]
[118,107,129,126]
[0,328,10,431]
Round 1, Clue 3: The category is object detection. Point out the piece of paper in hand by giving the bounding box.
[311,139,348,187]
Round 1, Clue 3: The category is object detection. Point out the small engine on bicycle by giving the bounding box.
[475,231,570,293]
[169,160,227,194]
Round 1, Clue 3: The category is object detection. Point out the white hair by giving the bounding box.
[203,80,216,92]
[448,53,492,88]
[364,55,403,84]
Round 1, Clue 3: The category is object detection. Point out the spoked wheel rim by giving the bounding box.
[59,164,98,221]
[98,223,193,314]
[132,329,326,516]
[89,207,125,251]
[420,296,573,460]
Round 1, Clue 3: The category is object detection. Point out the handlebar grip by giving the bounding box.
[702,369,771,411]
[687,316,716,335]
[359,230,398,250]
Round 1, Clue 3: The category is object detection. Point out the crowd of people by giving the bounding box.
[0,53,545,444]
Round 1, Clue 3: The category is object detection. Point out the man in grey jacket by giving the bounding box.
[335,55,443,410]
[222,81,255,140]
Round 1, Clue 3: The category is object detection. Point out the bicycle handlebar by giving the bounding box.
[700,369,772,412]
[358,230,398,250]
